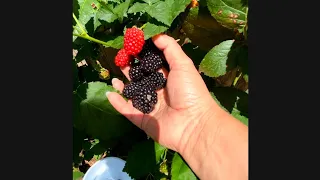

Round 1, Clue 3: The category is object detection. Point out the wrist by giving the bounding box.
[177,100,224,177]
[178,100,248,180]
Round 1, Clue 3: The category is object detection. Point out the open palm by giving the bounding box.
[107,34,216,152]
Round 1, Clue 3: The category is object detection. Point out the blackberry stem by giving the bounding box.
[73,33,112,47]
[139,23,147,30]
[73,13,112,47]
[73,13,86,34]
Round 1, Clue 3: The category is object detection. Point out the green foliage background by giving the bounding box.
[73,0,248,179]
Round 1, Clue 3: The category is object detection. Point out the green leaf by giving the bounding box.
[106,35,124,49]
[206,0,247,29]
[236,45,248,82]
[145,1,170,25]
[93,33,124,49]
[98,0,120,4]
[231,108,248,126]
[83,140,92,151]
[165,0,192,24]
[73,0,118,40]
[73,127,86,165]
[181,6,235,51]
[95,7,118,27]
[78,64,101,83]
[73,92,83,130]
[74,42,96,63]
[243,74,248,82]
[113,0,132,23]
[128,2,149,14]
[142,0,160,5]
[182,43,207,67]
[76,0,99,26]
[124,139,167,179]
[73,171,84,180]
[185,5,199,22]
[211,87,248,115]
[241,0,248,7]
[84,150,95,161]
[104,36,124,49]
[73,0,99,39]
[143,22,168,40]
[171,153,197,180]
[210,92,227,112]
[84,141,108,160]
[75,82,135,141]
[129,0,190,26]
[210,87,248,125]
[199,40,235,78]
[73,0,80,26]
[223,44,248,81]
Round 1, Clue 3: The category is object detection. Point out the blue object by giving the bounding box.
[83,157,133,180]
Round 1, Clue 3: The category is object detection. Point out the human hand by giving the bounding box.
[106,34,221,153]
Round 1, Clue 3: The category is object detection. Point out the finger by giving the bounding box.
[120,66,130,80]
[111,78,124,93]
[106,92,144,127]
[152,34,194,70]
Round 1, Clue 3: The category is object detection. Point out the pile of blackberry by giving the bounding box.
[123,39,167,114]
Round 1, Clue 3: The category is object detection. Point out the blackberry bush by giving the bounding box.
[73,0,248,179]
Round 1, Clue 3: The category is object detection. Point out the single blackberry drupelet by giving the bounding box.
[132,86,158,114]
[141,53,163,73]
[142,72,167,90]
[129,64,143,82]
[122,82,142,99]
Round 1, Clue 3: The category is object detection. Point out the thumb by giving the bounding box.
[152,34,195,71]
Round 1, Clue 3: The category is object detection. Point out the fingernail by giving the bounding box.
[105,91,110,97]
[111,78,119,85]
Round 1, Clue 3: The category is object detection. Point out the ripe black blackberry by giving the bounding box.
[142,72,167,90]
[138,39,170,73]
[138,39,158,59]
[129,63,143,82]
[141,53,162,73]
[132,86,158,114]
[122,81,142,99]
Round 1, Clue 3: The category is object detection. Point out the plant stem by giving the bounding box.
[73,13,86,34]
[233,72,242,87]
[73,33,111,47]
[72,14,111,47]
[245,7,248,20]
[89,59,103,72]
[244,8,248,40]
[73,25,81,32]
[162,148,168,160]
[139,23,147,30]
